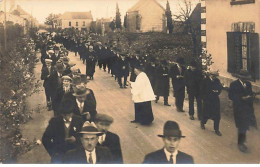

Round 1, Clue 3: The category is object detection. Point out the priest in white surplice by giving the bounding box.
[129,66,155,125]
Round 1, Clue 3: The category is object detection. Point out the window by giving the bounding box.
[69,21,71,26]
[83,21,86,26]
[230,0,255,5]
[76,22,78,27]
[232,22,255,33]
[227,32,259,80]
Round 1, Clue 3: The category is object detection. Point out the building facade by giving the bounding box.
[201,0,260,88]
[58,12,93,30]
[126,0,166,33]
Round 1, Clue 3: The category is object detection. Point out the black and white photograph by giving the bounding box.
[0,0,259,164]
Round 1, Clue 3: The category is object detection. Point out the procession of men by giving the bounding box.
[34,29,258,164]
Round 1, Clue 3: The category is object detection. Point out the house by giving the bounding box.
[11,5,39,28]
[0,11,26,26]
[58,11,93,30]
[126,0,166,32]
[201,0,260,88]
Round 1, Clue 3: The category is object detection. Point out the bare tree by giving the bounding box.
[174,0,201,58]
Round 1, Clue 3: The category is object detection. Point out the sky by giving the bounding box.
[0,0,199,24]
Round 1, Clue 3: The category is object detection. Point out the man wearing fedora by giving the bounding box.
[72,84,97,122]
[228,70,257,152]
[53,75,74,116]
[63,121,113,164]
[143,121,194,164]
[42,100,84,163]
[95,114,123,163]
[200,71,223,136]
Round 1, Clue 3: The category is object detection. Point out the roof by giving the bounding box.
[60,12,93,20]
[12,5,30,16]
[127,0,165,13]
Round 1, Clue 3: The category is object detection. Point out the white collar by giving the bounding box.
[85,148,96,164]
[164,148,178,162]
[63,117,72,122]
[99,133,106,144]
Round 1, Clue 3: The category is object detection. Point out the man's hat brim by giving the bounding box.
[157,134,186,138]
[79,131,104,136]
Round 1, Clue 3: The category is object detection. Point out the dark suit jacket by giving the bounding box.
[98,131,123,164]
[72,88,97,122]
[41,65,59,97]
[170,64,186,91]
[52,85,74,116]
[42,115,84,163]
[143,149,194,164]
[63,146,113,164]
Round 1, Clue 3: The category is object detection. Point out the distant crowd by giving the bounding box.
[33,29,258,164]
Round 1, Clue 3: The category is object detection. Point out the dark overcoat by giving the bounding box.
[201,76,222,120]
[42,115,84,163]
[228,79,257,129]
[169,64,186,96]
[184,68,203,96]
[41,65,59,98]
[154,66,170,96]
[97,131,123,164]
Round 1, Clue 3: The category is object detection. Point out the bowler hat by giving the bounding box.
[73,84,88,97]
[72,75,82,85]
[95,114,114,124]
[79,121,104,136]
[158,121,185,138]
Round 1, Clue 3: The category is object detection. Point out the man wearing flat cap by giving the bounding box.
[42,100,84,163]
[53,76,74,116]
[228,70,257,153]
[200,70,223,136]
[41,59,58,111]
[143,121,194,164]
[72,84,97,122]
[63,121,113,164]
[95,114,123,163]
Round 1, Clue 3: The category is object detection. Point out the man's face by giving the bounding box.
[163,137,181,153]
[96,121,111,133]
[76,95,86,103]
[63,80,71,87]
[54,50,59,54]
[81,134,98,152]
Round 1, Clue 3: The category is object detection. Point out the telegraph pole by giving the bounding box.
[4,0,7,51]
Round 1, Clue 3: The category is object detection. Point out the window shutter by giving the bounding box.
[249,33,259,80]
[227,32,242,73]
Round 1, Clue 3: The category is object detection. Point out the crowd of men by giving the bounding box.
[35,29,258,164]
